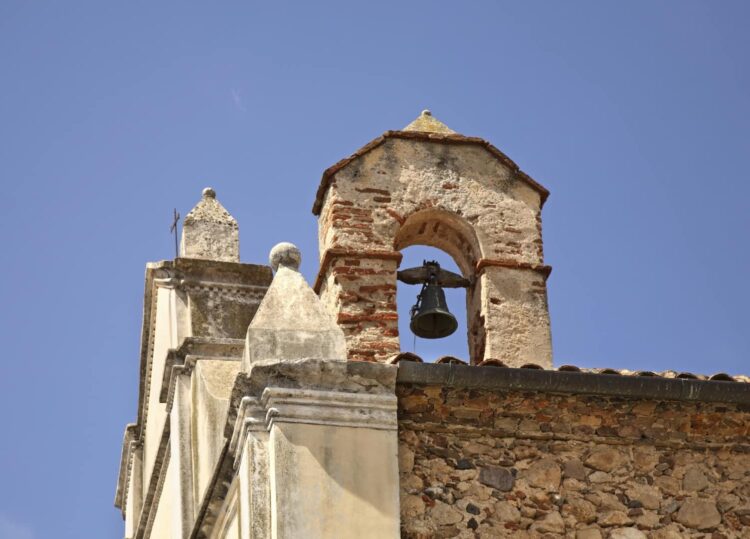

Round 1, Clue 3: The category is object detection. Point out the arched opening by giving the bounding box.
[393,209,480,277]
[396,246,469,362]
[394,209,483,363]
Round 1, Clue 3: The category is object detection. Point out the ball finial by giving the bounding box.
[421,109,432,116]
[269,242,301,272]
[202,187,216,198]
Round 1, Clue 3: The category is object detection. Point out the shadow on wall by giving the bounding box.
[397,245,469,362]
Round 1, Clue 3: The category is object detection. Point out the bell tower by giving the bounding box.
[312,111,553,367]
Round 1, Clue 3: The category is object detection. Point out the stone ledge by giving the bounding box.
[158,337,245,403]
[262,387,397,431]
[225,358,397,438]
[396,362,750,405]
[150,257,272,284]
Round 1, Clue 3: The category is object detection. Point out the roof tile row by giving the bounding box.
[387,353,749,383]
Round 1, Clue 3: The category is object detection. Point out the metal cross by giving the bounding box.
[170,208,180,258]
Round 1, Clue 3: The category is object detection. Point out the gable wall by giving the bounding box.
[319,139,543,265]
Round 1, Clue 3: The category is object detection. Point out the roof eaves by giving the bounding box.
[397,361,750,405]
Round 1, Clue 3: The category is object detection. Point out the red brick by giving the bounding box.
[355,187,390,195]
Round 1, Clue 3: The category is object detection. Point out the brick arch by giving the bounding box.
[392,209,481,278]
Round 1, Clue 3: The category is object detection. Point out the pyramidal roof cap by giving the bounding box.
[183,187,237,226]
[180,187,240,262]
[402,109,457,134]
[242,243,346,369]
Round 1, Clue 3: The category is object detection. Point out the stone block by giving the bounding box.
[675,499,722,530]
[478,466,515,491]
[523,458,561,491]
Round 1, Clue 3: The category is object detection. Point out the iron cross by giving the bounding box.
[170,208,180,258]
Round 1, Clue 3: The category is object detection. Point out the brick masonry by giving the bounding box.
[397,383,750,538]
[314,133,553,366]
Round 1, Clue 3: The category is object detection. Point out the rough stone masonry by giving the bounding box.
[396,363,750,539]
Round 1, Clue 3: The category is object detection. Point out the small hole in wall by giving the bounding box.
[397,245,469,363]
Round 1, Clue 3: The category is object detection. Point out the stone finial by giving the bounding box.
[180,187,240,262]
[242,243,346,369]
[402,109,457,134]
[269,242,301,272]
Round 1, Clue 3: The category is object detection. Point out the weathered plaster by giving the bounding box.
[192,360,240,507]
[192,358,401,539]
[270,422,400,538]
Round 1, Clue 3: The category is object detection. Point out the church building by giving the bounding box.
[115,112,750,538]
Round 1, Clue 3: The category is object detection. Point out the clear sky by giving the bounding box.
[1,2,748,537]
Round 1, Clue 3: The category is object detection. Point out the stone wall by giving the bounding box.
[397,383,750,538]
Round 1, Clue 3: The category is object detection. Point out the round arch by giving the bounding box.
[393,209,485,363]
[393,209,481,278]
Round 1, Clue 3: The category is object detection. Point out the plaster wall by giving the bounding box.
[211,481,240,539]
[124,447,142,539]
[144,287,180,490]
[171,373,195,536]
[269,422,401,538]
[221,509,240,539]
[191,360,240,505]
[238,429,270,539]
[151,456,177,539]
[124,478,135,539]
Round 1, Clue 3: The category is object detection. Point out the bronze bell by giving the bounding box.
[398,260,470,339]
[409,281,458,339]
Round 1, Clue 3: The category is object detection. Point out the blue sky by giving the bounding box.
[1,2,748,537]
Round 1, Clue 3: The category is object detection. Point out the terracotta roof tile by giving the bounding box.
[477,359,508,368]
[435,356,468,365]
[392,356,748,384]
[387,352,423,364]
[520,363,545,370]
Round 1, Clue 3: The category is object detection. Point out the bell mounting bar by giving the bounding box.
[397,260,471,288]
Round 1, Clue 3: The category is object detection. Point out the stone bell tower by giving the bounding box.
[313,111,552,367]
